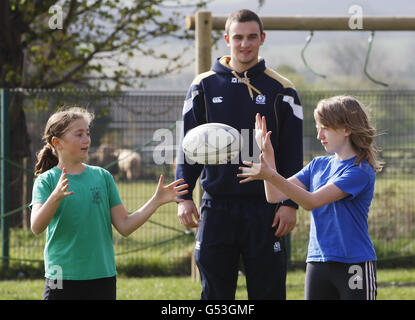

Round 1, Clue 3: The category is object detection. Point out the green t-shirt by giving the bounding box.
[31,165,122,280]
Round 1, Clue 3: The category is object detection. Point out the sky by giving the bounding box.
[205,0,415,15]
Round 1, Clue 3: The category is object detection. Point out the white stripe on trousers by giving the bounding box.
[365,261,377,300]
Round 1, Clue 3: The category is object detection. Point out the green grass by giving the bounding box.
[1,269,415,300]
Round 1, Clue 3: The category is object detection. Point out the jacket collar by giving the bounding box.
[213,55,266,78]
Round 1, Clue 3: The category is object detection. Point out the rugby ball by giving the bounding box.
[182,123,243,165]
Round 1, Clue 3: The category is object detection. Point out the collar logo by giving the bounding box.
[231,77,248,83]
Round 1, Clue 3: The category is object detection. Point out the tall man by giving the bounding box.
[175,9,303,299]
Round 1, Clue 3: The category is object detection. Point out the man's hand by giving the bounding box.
[178,199,200,228]
[272,205,297,237]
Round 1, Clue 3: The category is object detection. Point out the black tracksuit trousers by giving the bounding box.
[194,197,287,300]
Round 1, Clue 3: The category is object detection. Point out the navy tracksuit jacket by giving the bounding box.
[175,56,303,299]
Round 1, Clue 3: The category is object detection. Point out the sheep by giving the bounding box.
[117,149,141,180]
[88,144,119,175]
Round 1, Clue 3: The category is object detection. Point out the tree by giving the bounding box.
[0,0,211,226]
[1,0,213,89]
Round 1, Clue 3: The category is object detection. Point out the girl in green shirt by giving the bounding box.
[31,107,188,300]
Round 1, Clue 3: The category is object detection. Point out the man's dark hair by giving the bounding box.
[225,9,264,35]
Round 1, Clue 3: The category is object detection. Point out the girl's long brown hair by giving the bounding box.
[34,107,94,176]
[314,95,384,172]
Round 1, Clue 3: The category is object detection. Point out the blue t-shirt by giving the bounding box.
[295,155,377,263]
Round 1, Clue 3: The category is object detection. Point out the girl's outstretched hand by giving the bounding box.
[52,168,74,200]
[154,175,189,206]
[237,153,275,184]
[254,113,273,153]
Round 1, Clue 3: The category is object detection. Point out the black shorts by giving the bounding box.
[305,261,377,300]
[43,276,116,300]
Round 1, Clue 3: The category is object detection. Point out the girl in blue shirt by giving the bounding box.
[238,96,383,300]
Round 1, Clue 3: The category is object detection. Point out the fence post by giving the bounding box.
[1,89,10,269]
[190,11,212,282]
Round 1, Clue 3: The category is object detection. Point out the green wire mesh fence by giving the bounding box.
[1,89,415,275]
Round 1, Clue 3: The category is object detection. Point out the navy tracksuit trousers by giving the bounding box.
[194,197,287,300]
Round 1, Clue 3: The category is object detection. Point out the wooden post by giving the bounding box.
[186,15,415,31]
[195,11,212,74]
[190,11,212,282]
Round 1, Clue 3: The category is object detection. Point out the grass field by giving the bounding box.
[1,268,415,300]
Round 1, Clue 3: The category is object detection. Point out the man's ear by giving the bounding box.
[260,32,266,45]
[224,33,230,47]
